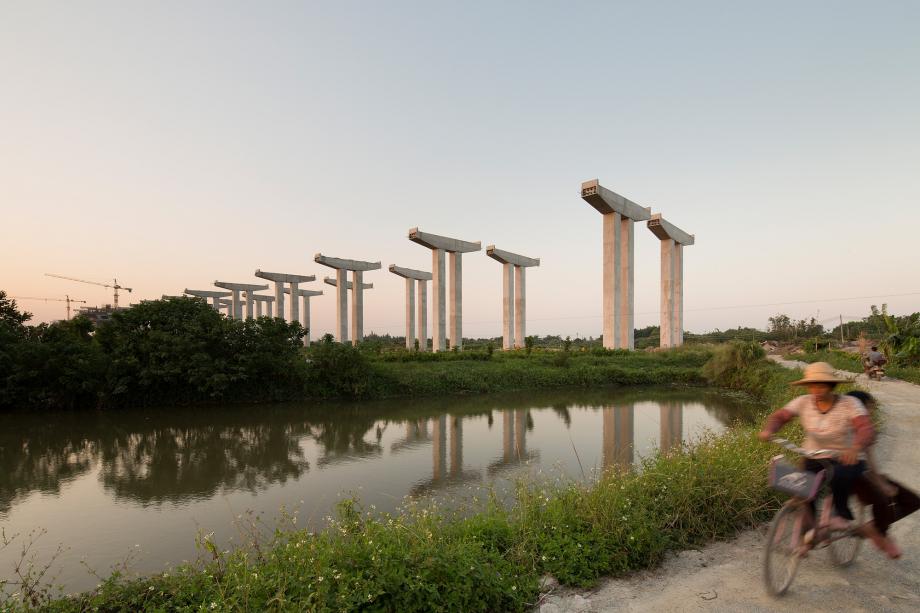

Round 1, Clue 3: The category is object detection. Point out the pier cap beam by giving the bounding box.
[408,228,481,253]
[323,277,373,290]
[314,254,381,272]
[184,289,231,299]
[214,281,270,292]
[284,288,324,298]
[486,246,540,268]
[647,214,695,246]
[580,180,652,221]
[388,265,433,281]
[254,270,316,283]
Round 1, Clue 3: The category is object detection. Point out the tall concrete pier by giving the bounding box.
[389,265,433,351]
[218,298,234,317]
[315,254,381,345]
[284,287,323,345]
[408,228,481,351]
[250,294,275,318]
[647,213,694,347]
[254,270,316,323]
[214,281,268,319]
[183,289,231,310]
[486,246,540,350]
[580,180,652,350]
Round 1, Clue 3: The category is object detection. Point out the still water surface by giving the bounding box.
[1,387,755,592]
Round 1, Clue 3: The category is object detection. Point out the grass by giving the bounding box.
[2,343,816,612]
[788,349,920,386]
[306,344,714,400]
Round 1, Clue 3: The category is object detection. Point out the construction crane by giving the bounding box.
[45,273,133,308]
[13,295,87,320]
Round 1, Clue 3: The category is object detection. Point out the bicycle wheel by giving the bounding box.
[764,503,805,597]
[829,499,864,566]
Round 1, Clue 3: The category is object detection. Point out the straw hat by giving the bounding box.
[791,361,849,385]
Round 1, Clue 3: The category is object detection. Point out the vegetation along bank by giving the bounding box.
[1,292,708,410]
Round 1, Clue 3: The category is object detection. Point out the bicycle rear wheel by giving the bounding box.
[829,499,864,566]
[764,503,805,597]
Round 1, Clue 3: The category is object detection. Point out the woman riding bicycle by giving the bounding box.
[757,362,898,556]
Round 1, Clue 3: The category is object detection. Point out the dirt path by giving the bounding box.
[538,358,920,612]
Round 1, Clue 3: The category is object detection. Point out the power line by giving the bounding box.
[361,290,920,329]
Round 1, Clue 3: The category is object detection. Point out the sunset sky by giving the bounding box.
[3,1,919,338]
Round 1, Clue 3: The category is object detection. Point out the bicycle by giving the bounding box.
[763,437,865,597]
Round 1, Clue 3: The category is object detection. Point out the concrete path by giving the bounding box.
[538,359,920,612]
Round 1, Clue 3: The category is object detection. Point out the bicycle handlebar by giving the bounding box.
[770,437,840,459]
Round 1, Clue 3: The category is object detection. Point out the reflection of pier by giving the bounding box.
[410,415,480,495]
[602,405,634,470]
[659,402,683,452]
[601,400,685,471]
[488,409,538,474]
[389,420,430,454]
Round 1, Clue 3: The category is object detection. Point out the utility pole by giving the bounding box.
[840,314,845,344]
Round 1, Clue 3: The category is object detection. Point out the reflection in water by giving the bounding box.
[1,387,755,593]
[602,405,634,470]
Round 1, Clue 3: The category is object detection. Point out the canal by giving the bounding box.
[0,386,756,593]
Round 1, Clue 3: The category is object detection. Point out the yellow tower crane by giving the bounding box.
[45,274,133,308]
[13,295,88,320]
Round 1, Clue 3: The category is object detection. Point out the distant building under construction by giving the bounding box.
[76,305,123,325]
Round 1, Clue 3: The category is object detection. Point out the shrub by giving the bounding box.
[306,334,373,397]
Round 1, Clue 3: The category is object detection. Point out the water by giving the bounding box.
[0,387,755,593]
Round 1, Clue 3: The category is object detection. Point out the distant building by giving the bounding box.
[76,304,123,325]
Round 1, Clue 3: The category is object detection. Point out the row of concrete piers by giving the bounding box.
[180,179,693,349]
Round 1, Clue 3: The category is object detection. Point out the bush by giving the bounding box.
[306,334,374,397]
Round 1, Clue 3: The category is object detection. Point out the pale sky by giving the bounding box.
[2,1,919,337]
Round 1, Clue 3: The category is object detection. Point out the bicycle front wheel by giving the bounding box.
[764,503,805,597]
[829,499,864,566]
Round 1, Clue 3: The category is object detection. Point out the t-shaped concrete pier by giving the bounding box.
[217,298,234,317]
[214,281,269,320]
[647,214,694,348]
[408,228,481,352]
[183,289,231,310]
[486,246,540,350]
[250,294,275,318]
[314,254,381,345]
[389,265,433,351]
[283,287,323,345]
[254,270,316,324]
[580,180,652,350]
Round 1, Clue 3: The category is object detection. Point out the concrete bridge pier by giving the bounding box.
[580,180,652,349]
[647,214,694,347]
[389,265,433,350]
[319,264,378,345]
[183,289,231,310]
[285,287,324,345]
[409,228,481,351]
[486,246,540,350]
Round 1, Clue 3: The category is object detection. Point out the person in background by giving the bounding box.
[867,345,887,367]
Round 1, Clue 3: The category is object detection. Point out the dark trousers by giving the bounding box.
[804,459,866,520]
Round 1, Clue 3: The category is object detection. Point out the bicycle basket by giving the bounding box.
[769,457,824,500]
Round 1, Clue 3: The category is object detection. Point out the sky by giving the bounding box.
[2,1,919,338]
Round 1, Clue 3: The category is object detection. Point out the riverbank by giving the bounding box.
[539,358,920,612]
[2,343,807,611]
